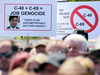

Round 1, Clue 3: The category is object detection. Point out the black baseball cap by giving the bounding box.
[73,28,88,40]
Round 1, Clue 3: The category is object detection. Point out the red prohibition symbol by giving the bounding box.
[70,5,98,33]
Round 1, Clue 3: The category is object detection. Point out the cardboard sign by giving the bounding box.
[0,0,57,36]
[51,1,100,40]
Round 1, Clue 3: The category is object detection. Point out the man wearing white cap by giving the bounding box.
[64,34,88,57]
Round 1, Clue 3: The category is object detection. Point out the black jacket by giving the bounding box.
[7,26,19,29]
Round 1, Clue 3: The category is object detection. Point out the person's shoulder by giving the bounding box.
[7,26,10,29]
[16,27,19,29]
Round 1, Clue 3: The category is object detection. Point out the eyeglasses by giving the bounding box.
[0,51,13,59]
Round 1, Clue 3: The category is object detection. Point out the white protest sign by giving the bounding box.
[0,0,57,36]
[51,1,100,40]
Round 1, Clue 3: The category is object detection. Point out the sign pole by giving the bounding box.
[27,37,29,44]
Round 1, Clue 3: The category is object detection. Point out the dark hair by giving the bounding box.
[11,44,19,52]
[23,43,34,52]
[62,34,71,40]
[9,16,18,21]
[73,28,88,40]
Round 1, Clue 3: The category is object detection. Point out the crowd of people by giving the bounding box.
[0,28,100,75]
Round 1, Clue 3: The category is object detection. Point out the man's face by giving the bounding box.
[36,45,46,54]
[46,41,66,55]
[15,42,23,52]
[0,41,13,72]
[43,64,57,75]
[66,40,82,57]
[10,17,18,28]
[46,46,66,55]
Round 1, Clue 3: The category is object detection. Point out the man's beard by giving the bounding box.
[1,67,9,72]
[1,61,9,72]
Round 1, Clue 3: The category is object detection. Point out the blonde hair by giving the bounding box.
[8,67,31,75]
[57,56,94,75]
[23,55,35,70]
[29,48,36,55]
[24,53,47,70]
[75,56,94,75]
[57,58,87,75]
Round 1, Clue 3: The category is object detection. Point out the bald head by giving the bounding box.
[46,40,68,55]
[0,39,14,72]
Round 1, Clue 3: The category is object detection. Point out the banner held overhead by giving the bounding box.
[0,0,57,36]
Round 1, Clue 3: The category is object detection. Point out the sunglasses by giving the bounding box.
[0,51,13,59]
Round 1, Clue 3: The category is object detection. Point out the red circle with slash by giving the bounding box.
[70,5,98,33]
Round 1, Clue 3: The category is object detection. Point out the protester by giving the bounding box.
[87,35,100,75]
[24,53,47,75]
[0,34,95,75]
[24,55,38,75]
[23,43,34,52]
[0,39,17,75]
[35,39,49,54]
[73,28,89,51]
[15,41,23,52]
[46,40,68,56]
[64,34,88,57]
[75,56,94,75]
[56,57,91,75]
[9,52,30,72]
[35,53,66,75]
